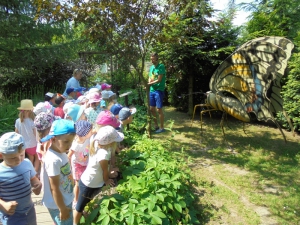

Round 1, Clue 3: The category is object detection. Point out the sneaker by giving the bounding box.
[153,126,159,132]
[155,128,166,133]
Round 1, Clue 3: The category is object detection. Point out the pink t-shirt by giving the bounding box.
[54,106,65,119]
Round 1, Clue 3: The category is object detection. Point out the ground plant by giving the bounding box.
[81,137,200,225]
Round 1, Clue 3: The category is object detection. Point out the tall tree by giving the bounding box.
[239,0,300,40]
[156,2,240,114]
[34,0,209,134]
[0,0,93,95]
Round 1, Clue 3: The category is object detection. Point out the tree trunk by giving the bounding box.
[188,74,193,115]
[145,84,152,138]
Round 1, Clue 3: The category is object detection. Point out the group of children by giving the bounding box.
[0,83,136,225]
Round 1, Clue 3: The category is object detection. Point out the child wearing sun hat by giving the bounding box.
[67,120,93,209]
[33,101,52,116]
[73,126,124,224]
[66,104,86,122]
[118,107,137,133]
[34,112,57,162]
[94,110,122,181]
[15,99,39,174]
[84,92,103,125]
[110,103,123,119]
[41,119,76,225]
[0,132,42,225]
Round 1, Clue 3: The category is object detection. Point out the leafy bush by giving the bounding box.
[0,86,47,135]
[278,43,300,132]
[0,102,18,135]
[81,138,200,225]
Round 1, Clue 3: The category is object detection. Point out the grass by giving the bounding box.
[155,107,300,225]
[0,86,46,135]
[1,87,299,224]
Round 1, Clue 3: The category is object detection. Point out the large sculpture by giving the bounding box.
[206,36,294,141]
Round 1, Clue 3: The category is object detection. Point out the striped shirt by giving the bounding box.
[0,159,36,214]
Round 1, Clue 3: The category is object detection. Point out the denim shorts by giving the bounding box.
[75,179,103,213]
[0,204,36,225]
[47,203,73,225]
[150,90,164,108]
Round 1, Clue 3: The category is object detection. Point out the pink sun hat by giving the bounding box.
[88,92,101,104]
[96,110,120,128]
[101,83,112,90]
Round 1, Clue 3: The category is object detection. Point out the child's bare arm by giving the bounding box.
[100,160,114,186]
[67,150,74,161]
[15,128,19,133]
[49,175,71,221]
[0,198,18,216]
[30,176,42,195]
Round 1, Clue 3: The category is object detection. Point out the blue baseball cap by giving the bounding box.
[66,88,75,95]
[119,107,137,121]
[0,132,25,154]
[40,119,76,142]
[110,104,123,116]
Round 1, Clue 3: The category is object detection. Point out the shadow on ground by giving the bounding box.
[155,107,300,224]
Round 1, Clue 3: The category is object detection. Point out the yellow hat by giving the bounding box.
[17,99,34,110]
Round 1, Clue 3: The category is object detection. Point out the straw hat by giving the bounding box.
[17,99,34,110]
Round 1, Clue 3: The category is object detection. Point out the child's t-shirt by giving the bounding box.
[80,148,109,188]
[84,107,102,125]
[54,106,65,119]
[15,118,37,148]
[0,159,36,214]
[70,138,90,166]
[100,100,106,108]
[42,148,74,209]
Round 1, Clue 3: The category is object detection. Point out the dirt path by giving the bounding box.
[160,107,299,225]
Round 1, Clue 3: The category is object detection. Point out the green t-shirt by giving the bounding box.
[149,63,166,92]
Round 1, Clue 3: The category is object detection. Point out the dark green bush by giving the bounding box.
[279,48,300,132]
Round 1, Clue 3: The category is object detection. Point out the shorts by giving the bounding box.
[48,203,73,225]
[71,162,87,181]
[0,204,36,225]
[150,90,164,109]
[75,179,104,213]
[25,146,37,156]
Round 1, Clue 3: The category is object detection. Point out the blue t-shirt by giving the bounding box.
[0,159,36,214]
[63,77,81,97]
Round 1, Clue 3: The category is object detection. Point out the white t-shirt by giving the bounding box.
[70,138,90,166]
[80,148,109,188]
[42,148,74,209]
[15,118,37,148]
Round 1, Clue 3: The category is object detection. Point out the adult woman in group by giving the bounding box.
[63,69,85,99]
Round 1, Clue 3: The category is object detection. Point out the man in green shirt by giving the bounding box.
[148,52,166,133]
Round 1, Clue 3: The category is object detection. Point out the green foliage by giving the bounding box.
[244,0,300,40]
[0,0,102,97]
[279,43,300,131]
[241,0,300,132]
[156,3,240,112]
[122,105,148,147]
[0,102,18,135]
[0,85,45,135]
[81,138,200,225]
